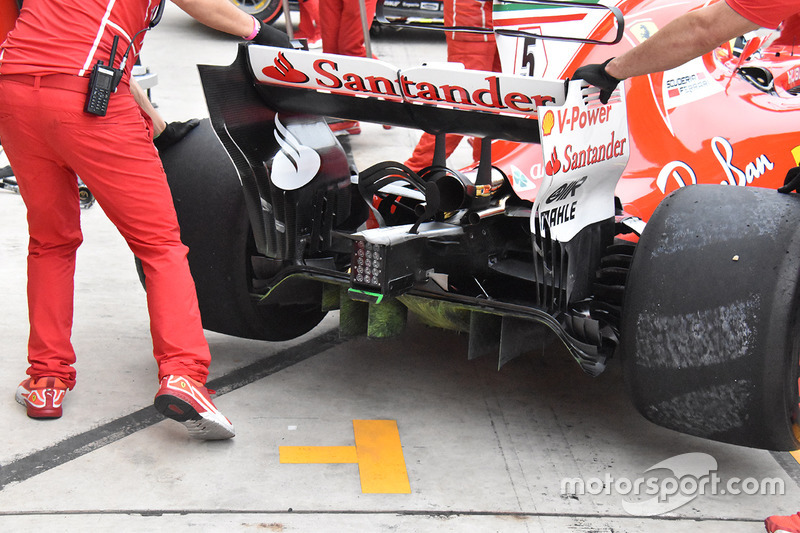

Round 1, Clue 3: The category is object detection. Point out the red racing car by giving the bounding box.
[155,0,800,452]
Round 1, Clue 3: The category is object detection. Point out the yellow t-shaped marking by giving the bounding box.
[279,419,411,494]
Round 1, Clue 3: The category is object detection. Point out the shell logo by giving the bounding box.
[541,110,555,136]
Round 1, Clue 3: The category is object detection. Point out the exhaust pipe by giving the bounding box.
[467,200,507,225]
[427,168,504,213]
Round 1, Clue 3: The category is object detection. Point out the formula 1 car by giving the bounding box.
[156,0,800,451]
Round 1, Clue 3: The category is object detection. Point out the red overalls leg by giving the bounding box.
[297,0,321,41]
[0,79,212,387]
[319,0,344,54]
[0,84,83,388]
[330,0,377,57]
[447,39,501,73]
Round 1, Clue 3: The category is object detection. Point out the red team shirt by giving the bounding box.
[0,0,160,80]
[726,0,800,29]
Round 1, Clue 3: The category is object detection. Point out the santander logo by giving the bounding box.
[252,48,566,118]
[262,52,309,84]
[545,147,561,175]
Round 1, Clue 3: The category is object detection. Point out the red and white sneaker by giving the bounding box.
[766,512,800,533]
[15,377,68,419]
[154,375,235,440]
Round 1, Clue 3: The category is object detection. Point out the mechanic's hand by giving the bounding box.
[252,21,292,48]
[572,59,621,105]
[778,166,800,194]
[154,119,200,152]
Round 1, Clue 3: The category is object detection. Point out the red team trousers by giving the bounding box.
[0,76,211,389]
[297,0,321,42]
[319,0,378,57]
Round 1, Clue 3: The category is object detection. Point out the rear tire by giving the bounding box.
[148,119,326,341]
[621,184,800,450]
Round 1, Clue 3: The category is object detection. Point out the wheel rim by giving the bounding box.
[230,0,282,22]
[232,0,269,11]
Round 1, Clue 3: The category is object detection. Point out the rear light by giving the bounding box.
[352,240,385,289]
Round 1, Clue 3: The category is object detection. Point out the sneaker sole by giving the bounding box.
[154,394,235,440]
[25,408,62,419]
[15,387,25,407]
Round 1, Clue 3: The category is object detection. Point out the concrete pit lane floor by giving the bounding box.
[1,6,800,532]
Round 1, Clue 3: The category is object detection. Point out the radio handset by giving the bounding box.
[84,35,122,116]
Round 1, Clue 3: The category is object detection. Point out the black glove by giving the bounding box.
[154,119,200,152]
[252,21,292,48]
[572,58,622,105]
[778,166,800,194]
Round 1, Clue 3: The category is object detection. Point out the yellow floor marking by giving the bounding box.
[279,419,411,494]
[280,446,358,464]
[353,420,411,494]
[791,450,800,465]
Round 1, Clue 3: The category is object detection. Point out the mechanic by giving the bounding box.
[574,1,800,531]
[403,0,501,173]
[0,0,289,439]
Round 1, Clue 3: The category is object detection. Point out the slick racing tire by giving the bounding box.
[141,119,326,341]
[231,0,283,24]
[621,184,800,451]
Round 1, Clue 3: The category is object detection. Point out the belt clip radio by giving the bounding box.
[85,35,123,116]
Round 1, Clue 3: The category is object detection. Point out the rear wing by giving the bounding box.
[246,45,629,238]
[246,45,568,143]
[199,44,628,250]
